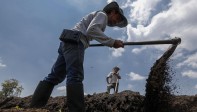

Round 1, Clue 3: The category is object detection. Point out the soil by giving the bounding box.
[0,91,197,112]
[143,44,179,112]
[1,42,196,112]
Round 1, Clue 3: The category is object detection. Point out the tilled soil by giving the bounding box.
[0,91,143,112]
[0,91,197,112]
[1,41,196,112]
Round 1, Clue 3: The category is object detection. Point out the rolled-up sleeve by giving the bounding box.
[86,12,115,47]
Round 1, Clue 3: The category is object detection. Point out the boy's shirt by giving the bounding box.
[107,72,120,84]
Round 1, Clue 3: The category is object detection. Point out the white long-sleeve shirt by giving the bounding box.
[107,72,120,84]
[72,11,115,48]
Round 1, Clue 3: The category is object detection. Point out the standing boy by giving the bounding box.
[106,66,121,94]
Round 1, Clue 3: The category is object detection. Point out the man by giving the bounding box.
[106,66,121,94]
[30,1,127,112]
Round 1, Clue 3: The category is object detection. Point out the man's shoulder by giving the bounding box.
[95,11,107,17]
[107,72,113,77]
[87,11,107,19]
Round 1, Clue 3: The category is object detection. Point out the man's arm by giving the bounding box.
[106,77,110,84]
[118,75,121,79]
[86,12,124,48]
[115,73,121,79]
[106,72,113,84]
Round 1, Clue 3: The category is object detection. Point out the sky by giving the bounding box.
[0,0,197,97]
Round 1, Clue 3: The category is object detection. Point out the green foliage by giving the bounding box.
[0,79,24,98]
[15,105,23,110]
[0,91,3,98]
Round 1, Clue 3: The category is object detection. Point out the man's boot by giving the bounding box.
[67,84,85,112]
[30,81,54,108]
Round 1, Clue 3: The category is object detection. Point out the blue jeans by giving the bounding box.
[44,41,85,85]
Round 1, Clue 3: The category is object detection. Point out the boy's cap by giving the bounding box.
[113,66,120,71]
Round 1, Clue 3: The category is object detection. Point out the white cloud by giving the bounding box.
[121,0,133,9]
[56,86,88,95]
[130,0,161,25]
[127,72,146,80]
[126,0,197,52]
[132,46,147,54]
[177,52,197,69]
[171,52,183,59]
[110,48,125,57]
[146,0,197,51]
[107,0,116,3]
[125,0,197,84]
[57,86,66,93]
[195,84,197,89]
[0,63,6,68]
[126,24,148,42]
[128,84,133,89]
[182,70,197,79]
[0,58,6,68]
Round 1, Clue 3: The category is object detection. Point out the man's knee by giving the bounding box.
[66,74,84,85]
[44,75,65,85]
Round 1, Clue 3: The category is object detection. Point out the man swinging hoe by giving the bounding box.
[30,1,127,112]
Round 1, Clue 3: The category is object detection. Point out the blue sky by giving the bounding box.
[0,0,197,97]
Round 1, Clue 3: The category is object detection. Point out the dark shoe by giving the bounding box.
[67,84,85,112]
[30,81,54,108]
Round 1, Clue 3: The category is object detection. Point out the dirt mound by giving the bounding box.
[0,91,143,112]
[2,38,196,112]
[85,91,143,112]
[0,91,197,112]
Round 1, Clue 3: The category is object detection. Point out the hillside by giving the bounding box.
[0,91,197,112]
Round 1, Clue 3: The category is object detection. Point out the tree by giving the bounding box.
[0,79,24,98]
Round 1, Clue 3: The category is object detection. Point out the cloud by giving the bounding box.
[132,46,147,54]
[107,0,116,3]
[129,0,162,25]
[171,52,183,59]
[126,0,197,52]
[195,84,197,89]
[0,63,6,68]
[56,86,66,94]
[0,58,6,68]
[146,0,197,51]
[56,86,88,95]
[177,52,197,69]
[127,84,133,89]
[182,70,197,79]
[127,72,146,80]
[110,48,125,57]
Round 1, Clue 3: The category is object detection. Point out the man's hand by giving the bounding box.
[114,73,121,79]
[113,40,124,48]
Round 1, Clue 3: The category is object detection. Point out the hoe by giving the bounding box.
[90,37,181,61]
